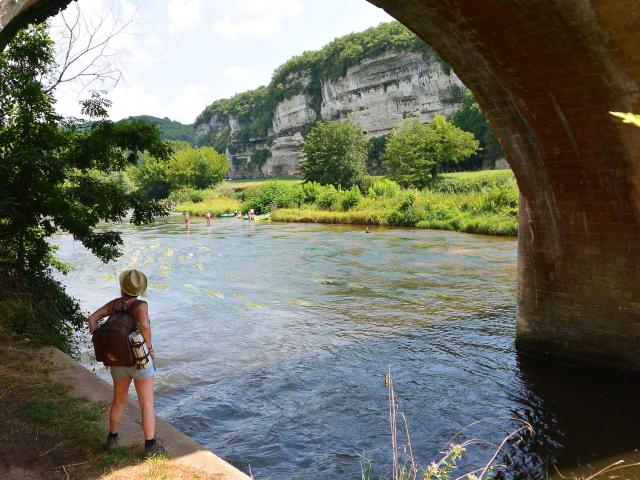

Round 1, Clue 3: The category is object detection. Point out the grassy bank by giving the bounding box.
[0,342,220,479]
[172,178,302,216]
[177,170,518,236]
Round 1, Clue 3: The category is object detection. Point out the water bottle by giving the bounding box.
[129,330,152,369]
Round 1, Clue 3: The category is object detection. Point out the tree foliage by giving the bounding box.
[130,142,228,198]
[367,133,390,175]
[165,143,228,189]
[125,115,194,144]
[384,116,479,189]
[0,25,169,352]
[302,120,368,188]
[450,90,502,169]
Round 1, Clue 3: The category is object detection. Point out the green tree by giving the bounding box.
[302,120,368,188]
[0,25,169,353]
[125,115,194,144]
[165,144,229,189]
[131,143,229,198]
[450,90,502,170]
[384,115,479,189]
[367,133,390,175]
[128,154,171,200]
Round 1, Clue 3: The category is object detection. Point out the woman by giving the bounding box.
[87,268,165,457]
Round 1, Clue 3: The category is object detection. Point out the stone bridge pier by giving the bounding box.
[3,0,640,370]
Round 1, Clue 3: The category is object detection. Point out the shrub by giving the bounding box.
[168,186,205,203]
[479,183,519,212]
[0,274,85,355]
[315,184,340,210]
[301,181,324,204]
[431,170,515,194]
[368,178,401,198]
[241,180,303,214]
[339,186,362,211]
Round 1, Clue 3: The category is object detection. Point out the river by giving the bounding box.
[53,215,640,479]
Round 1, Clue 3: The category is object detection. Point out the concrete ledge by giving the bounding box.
[39,347,250,480]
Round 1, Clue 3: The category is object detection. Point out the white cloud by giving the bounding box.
[55,80,209,124]
[167,0,202,33]
[170,83,211,124]
[108,85,165,120]
[223,65,253,83]
[211,0,302,40]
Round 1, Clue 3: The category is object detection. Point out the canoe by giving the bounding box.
[219,213,235,217]
[243,213,270,221]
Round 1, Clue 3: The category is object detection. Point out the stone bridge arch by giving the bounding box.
[2,0,640,370]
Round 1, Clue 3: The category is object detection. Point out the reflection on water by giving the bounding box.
[53,216,640,479]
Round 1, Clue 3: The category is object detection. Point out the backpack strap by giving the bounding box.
[127,300,145,332]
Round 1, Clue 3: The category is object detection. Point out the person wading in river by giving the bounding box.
[87,269,165,457]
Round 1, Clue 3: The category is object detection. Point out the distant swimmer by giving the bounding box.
[183,212,190,230]
[364,227,372,234]
[205,211,212,226]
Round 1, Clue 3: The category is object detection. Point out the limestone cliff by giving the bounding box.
[194,23,466,178]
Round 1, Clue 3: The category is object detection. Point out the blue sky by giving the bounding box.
[52,0,393,123]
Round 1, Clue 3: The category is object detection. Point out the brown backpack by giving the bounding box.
[92,299,142,367]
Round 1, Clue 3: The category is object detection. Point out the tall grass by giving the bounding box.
[175,171,519,236]
[373,367,639,480]
[371,367,534,480]
[178,196,241,216]
[270,184,518,236]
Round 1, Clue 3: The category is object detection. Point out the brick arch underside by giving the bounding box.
[3,0,640,370]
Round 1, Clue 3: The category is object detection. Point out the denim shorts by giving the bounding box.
[110,361,157,380]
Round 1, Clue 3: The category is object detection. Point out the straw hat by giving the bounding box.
[119,269,148,297]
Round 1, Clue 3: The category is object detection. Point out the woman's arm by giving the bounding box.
[87,300,114,333]
[134,302,155,360]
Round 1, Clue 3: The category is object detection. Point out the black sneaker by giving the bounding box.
[144,439,166,458]
[106,434,119,452]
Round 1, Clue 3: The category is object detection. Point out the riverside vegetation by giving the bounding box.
[173,114,517,236]
[175,171,519,237]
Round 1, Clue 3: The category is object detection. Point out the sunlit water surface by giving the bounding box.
[53,216,640,479]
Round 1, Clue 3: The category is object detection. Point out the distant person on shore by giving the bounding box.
[205,211,212,226]
[248,208,255,221]
[87,269,164,457]
[183,212,190,230]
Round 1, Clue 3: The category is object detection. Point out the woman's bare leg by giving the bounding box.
[110,377,132,433]
[134,376,155,440]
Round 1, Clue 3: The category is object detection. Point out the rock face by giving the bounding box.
[321,51,462,135]
[194,50,464,178]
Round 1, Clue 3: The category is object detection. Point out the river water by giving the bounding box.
[53,216,640,479]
